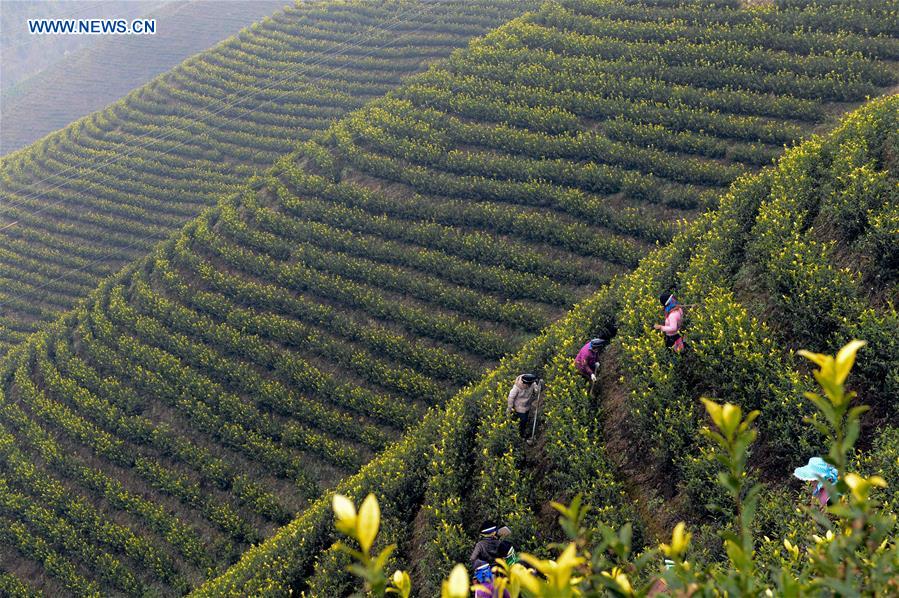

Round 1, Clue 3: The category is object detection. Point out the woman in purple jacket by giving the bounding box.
[574,338,605,381]
[472,560,511,598]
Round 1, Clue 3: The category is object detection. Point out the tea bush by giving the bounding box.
[336,341,897,597]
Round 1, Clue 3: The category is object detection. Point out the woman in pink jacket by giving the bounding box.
[654,292,685,352]
[574,338,605,381]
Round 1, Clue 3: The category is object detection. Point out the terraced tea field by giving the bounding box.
[401,92,899,596]
[193,0,897,594]
[227,92,899,598]
[0,0,535,355]
[0,0,897,595]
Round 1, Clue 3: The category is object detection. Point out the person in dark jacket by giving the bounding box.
[469,521,512,566]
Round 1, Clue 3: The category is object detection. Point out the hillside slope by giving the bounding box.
[0,0,534,355]
[197,93,897,598]
[0,0,897,594]
[607,93,898,556]
[1,0,287,154]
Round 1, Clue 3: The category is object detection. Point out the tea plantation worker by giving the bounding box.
[574,338,606,381]
[472,560,511,598]
[654,292,685,352]
[470,521,512,566]
[507,373,542,441]
[793,457,839,511]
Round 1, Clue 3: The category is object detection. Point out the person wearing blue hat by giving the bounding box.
[472,559,511,597]
[793,456,839,510]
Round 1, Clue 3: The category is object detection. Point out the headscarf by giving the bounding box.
[660,293,680,314]
[473,560,493,583]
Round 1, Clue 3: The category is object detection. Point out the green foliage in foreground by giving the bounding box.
[336,340,898,597]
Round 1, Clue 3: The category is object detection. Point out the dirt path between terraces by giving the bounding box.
[596,346,682,544]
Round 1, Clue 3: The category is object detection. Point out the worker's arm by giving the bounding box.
[507,386,518,413]
[470,542,485,564]
[586,355,599,381]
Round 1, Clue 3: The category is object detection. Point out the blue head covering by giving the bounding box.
[473,561,493,583]
[661,294,679,314]
[794,457,838,493]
